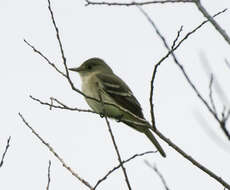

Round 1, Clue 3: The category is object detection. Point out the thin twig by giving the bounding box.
[220,107,230,140]
[199,55,230,140]
[171,26,183,49]
[139,7,227,127]
[104,116,132,189]
[30,95,152,131]
[46,160,51,190]
[94,151,156,189]
[153,127,230,190]
[139,7,230,190]
[24,39,66,77]
[0,136,11,168]
[18,113,93,190]
[144,160,170,190]
[30,95,96,114]
[24,1,153,128]
[208,74,217,113]
[25,38,148,124]
[85,0,193,6]
[47,0,68,77]
[97,87,132,190]
[195,1,230,45]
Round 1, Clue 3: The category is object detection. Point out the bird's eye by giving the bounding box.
[87,65,92,70]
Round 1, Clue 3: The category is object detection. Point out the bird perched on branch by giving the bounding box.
[69,58,166,157]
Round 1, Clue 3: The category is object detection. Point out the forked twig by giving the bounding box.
[94,151,156,189]
[139,7,230,189]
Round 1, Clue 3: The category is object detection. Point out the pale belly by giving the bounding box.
[82,78,122,118]
[84,91,122,118]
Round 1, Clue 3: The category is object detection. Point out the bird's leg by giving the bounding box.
[99,113,104,118]
[115,114,124,122]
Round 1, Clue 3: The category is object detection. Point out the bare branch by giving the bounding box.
[152,127,230,190]
[94,151,156,189]
[25,1,158,132]
[208,74,217,113]
[85,0,193,6]
[47,0,68,76]
[0,136,11,168]
[25,39,148,124]
[25,0,85,99]
[195,1,230,45]
[200,54,230,140]
[144,160,170,190]
[97,88,132,190]
[139,7,230,190]
[220,106,230,140]
[24,39,66,77]
[46,160,51,190]
[171,26,183,49]
[139,7,227,127]
[30,95,96,114]
[18,113,93,190]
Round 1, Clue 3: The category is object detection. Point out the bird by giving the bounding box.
[69,57,166,157]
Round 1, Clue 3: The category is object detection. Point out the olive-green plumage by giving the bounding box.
[69,58,166,157]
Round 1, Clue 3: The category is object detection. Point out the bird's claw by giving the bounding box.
[116,114,123,122]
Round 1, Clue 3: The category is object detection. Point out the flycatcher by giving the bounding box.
[69,58,166,157]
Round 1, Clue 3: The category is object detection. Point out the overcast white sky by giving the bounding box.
[0,0,230,189]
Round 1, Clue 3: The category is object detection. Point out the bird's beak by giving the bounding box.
[68,66,82,72]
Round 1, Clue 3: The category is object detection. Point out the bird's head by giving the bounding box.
[69,57,113,77]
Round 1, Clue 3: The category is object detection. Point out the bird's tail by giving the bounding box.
[144,129,166,158]
[122,120,166,158]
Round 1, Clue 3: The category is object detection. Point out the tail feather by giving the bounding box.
[144,130,166,158]
[122,120,166,158]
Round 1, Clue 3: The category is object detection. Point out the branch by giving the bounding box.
[24,0,85,99]
[208,74,217,113]
[18,113,93,190]
[153,127,230,190]
[30,95,96,113]
[195,1,230,45]
[85,0,193,6]
[144,160,170,190]
[139,7,230,190]
[97,88,132,190]
[0,136,11,168]
[94,151,156,189]
[30,91,151,128]
[139,7,227,127]
[208,75,230,140]
[46,160,51,190]
[139,8,226,130]
[47,0,68,75]
[24,39,66,77]
[25,1,154,130]
[29,93,230,189]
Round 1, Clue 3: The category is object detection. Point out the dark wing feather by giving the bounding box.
[97,73,144,119]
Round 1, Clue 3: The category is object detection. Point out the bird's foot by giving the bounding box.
[115,114,124,122]
[99,113,104,118]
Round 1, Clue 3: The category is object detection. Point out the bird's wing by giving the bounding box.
[96,73,144,119]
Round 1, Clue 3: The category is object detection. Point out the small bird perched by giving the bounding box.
[69,58,166,157]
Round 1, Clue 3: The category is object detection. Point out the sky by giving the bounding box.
[0,0,230,189]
